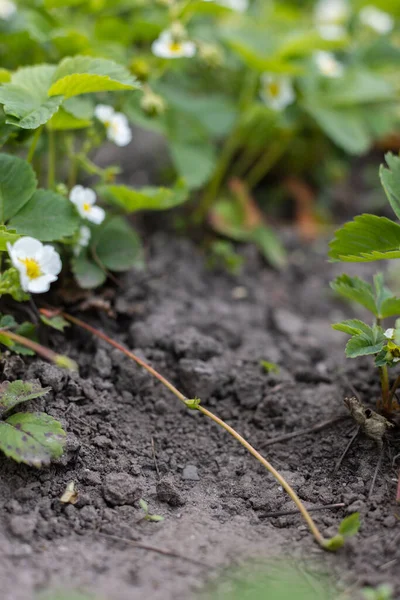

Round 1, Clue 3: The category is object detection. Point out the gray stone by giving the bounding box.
[182,465,200,481]
[157,476,185,506]
[274,309,304,337]
[102,472,143,506]
[8,514,37,542]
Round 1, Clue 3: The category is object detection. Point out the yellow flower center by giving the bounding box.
[268,82,280,97]
[19,258,42,280]
[169,41,182,53]
[83,203,91,212]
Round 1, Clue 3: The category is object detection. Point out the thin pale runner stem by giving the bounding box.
[56,310,329,548]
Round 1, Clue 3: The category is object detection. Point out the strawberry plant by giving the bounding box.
[330,153,400,417]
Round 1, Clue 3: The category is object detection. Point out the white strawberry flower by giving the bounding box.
[384,328,395,340]
[69,186,105,225]
[315,0,349,39]
[73,225,91,257]
[203,0,248,11]
[359,6,394,34]
[151,30,197,59]
[314,51,344,78]
[94,104,132,147]
[0,0,16,20]
[260,74,295,111]
[7,237,62,294]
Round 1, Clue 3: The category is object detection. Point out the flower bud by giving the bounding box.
[140,91,166,116]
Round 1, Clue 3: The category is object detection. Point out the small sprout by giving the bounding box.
[362,584,394,600]
[138,498,164,522]
[55,354,78,372]
[60,481,79,505]
[338,512,361,537]
[184,398,201,410]
[40,314,70,332]
[324,513,361,551]
[260,360,280,374]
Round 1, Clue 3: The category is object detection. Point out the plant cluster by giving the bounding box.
[331,153,400,416]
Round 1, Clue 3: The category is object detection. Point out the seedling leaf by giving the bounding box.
[260,360,280,374]
[139,498,148,513]
[323,534,344,551]
[338,512,361,537]
[40,314,70,332]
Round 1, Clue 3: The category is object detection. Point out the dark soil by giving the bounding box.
[0,232,399,600]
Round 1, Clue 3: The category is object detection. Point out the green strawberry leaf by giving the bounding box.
[329,214,400,262]
[332,319,374,336]
[71,253,106,290]
[0,154,37,222]
[9,189,79,241]
[48,56,139,98]
[0,380,50,415]
[98,179,188,214]
[91,216,143,273]
[0,412,65,467]
[331,274,378,316]
[379,152,400,221]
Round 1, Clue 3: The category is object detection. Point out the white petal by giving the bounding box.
[0,0,16,19]
[8,237,43,260]
[315,0,349,25]
[37,245,62,276]
[82,187,97,206]
[384,328,395,339]
[108,115,132,147]
[359,6,394,34]
[69,185,85,205]
[25,274,57,294]
[182,41,197,58]
[86,205,105,225]
[94,104,115,123]
[317,24,346,40]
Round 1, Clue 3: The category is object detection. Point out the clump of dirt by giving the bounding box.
[0,232,399,600]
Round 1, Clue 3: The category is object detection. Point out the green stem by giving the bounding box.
[246,132,292,190]
[380,365,390,410]
[0,329,76,371]
[388,373,400,407]
[47,129,56,189]
[194,72,259,223]
[57,310,330,550]
[66,136,78,189]
[27,126,43,164]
